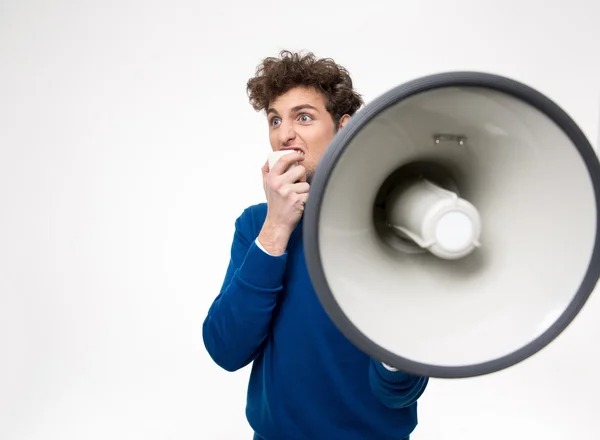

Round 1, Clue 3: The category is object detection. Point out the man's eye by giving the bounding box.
[271,118,281,126]
[299,114,312,122]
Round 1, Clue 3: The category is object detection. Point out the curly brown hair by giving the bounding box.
[246,50,364,127]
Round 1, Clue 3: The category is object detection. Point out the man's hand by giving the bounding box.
[258,151,309,256]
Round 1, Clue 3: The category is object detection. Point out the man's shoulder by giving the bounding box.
[238,202,268,222]
[235,202,268,236]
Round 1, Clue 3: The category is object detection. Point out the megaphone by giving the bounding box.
[303,72,600,379]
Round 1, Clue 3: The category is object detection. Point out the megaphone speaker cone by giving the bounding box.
[303,71,600,379]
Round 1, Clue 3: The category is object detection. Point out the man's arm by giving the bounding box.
[368,358,429,409]
[202,208,287,372]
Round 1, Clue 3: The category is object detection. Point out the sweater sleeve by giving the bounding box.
[202,209,287,372]
[368,358,429,409]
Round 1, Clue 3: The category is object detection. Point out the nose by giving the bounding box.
[278,120,296,146]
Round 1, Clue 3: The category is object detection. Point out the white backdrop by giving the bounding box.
[1,0,599,439]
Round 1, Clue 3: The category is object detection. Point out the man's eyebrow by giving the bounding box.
[291,104,318,113]
[267,104,319,115]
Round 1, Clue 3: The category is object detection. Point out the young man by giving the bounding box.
[202,50,429,440]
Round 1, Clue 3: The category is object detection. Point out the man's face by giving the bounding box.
[267,86,349,182]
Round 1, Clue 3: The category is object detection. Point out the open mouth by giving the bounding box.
[282,147,305,156]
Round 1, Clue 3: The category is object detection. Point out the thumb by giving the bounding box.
[261,161,269,196]
[261,160,269,176]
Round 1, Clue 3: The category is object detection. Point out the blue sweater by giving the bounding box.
[202,203,428,440]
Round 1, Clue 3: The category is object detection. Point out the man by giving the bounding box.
[202,50,429,440]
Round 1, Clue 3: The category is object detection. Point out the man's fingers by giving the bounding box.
[290,182,310,194]
[270,151,305,175]
[282,164,306,183]
[297,192,309,205]
[275,181,309,199]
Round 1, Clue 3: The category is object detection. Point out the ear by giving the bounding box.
[338,114,351,129]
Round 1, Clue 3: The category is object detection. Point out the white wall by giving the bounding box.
[1,0,599,438]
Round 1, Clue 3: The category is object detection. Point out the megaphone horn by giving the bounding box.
[303,71,600,379]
